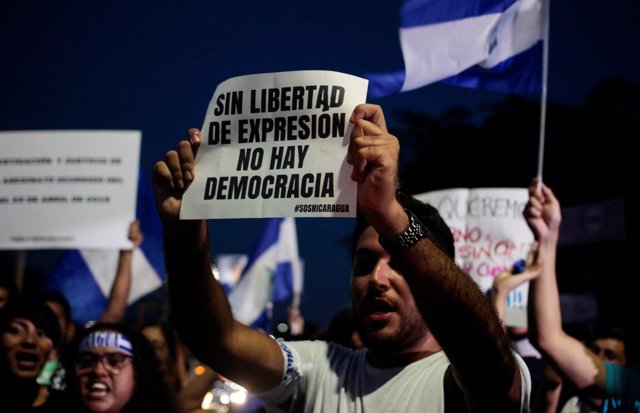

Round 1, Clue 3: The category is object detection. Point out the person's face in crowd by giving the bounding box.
[1,317,54,379]
[590,337,627,366]
[0,287,9,310]
[350,226,429,354]
[141,325,170,375]
[46,300,74,346]
[75,343,135,413]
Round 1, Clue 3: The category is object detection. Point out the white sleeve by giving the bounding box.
[255,340,304,409]
[513,351,532,413]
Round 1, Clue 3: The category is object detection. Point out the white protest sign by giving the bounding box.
[0,130,140,249]
[416,188,533,327]
[180,70,368,219]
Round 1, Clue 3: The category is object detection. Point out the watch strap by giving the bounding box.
[379,209,429,253]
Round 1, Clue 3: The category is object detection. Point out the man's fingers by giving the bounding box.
[355,118,386,137]
[177,140,196,182]
[349,135,399,182]
[350,104,388,132]
[187,128,202,158]
[541,183,558,204]
[348,119,386,167]
[163,149,184,190]
[152,160,175,189]
[348,122,364,165]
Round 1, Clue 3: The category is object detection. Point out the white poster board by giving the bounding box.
[0,130,140,249]
[180,70,368,219]
[416,188,533,326]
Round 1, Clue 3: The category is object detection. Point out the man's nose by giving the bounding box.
[369,258,393,290]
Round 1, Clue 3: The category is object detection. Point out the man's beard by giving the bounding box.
[355,308,428,355]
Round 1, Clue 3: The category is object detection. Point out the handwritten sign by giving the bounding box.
[0,130,140,249]
[180,70,368,219]
[416,188,533,326]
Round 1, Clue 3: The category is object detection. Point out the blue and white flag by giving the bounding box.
[227,218,303,332]
[44,172,165,325]
[367,0,544,97]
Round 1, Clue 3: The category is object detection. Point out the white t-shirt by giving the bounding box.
[258,340,531,413]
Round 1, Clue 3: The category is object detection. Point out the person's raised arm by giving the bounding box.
[99,220,143,323]
[491,245,541,327]
[524,178,606,401]
[348,104,524,411]
[151,129,283,393]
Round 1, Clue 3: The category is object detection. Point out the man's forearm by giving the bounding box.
[397,238,519,407]
[164,220,235,364]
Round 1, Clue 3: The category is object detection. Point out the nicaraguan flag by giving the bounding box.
[228,218,303,332]
[367,0,544,97]
[43,172,165,325]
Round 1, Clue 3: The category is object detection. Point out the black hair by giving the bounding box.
[66,322,180,413]
[40,290,73,324]
[592,325,638,368]
[351,191,455,260]
[0,298,62,349]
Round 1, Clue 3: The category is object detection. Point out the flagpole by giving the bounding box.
[536,0,550,192]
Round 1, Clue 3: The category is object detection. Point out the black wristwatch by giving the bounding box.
[379,209,428,253]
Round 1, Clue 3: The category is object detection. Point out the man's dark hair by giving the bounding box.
[351,191,455,260]
[592,325,637,368]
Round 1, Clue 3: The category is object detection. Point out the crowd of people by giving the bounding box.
[1,102,637,411]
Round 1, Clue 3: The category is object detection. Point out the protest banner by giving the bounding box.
[416,188,533,326]
[180,70,368,219]
[0,130,140,249]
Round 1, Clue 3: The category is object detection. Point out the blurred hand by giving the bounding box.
[128,219,144,249]
[348,104,404,236]
[523,177,561,241]
[152,129,202,222]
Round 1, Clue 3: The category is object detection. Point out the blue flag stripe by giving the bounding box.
[401,0,517,27]
[365,0,542,97]
[365,70,406,99]
[44,250,108,323]
[44,170,165,325]
[442,42,542,94]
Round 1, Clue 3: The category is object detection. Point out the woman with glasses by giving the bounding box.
[67,322,179,413]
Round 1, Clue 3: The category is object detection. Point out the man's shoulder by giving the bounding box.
[282,339,364,363]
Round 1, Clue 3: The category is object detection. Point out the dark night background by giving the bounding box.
[1,1,638,339]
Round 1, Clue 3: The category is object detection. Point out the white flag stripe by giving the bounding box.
[399,0,542,93]
[227,218,303,326]
[228,246,277,325]
[80,248,162,303]
[401,13,499,91]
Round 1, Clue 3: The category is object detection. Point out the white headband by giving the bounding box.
[79,330,133,355]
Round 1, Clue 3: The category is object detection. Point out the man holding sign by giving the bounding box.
[152,100,530,411]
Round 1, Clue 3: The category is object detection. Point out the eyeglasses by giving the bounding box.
[75,352,133,374]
